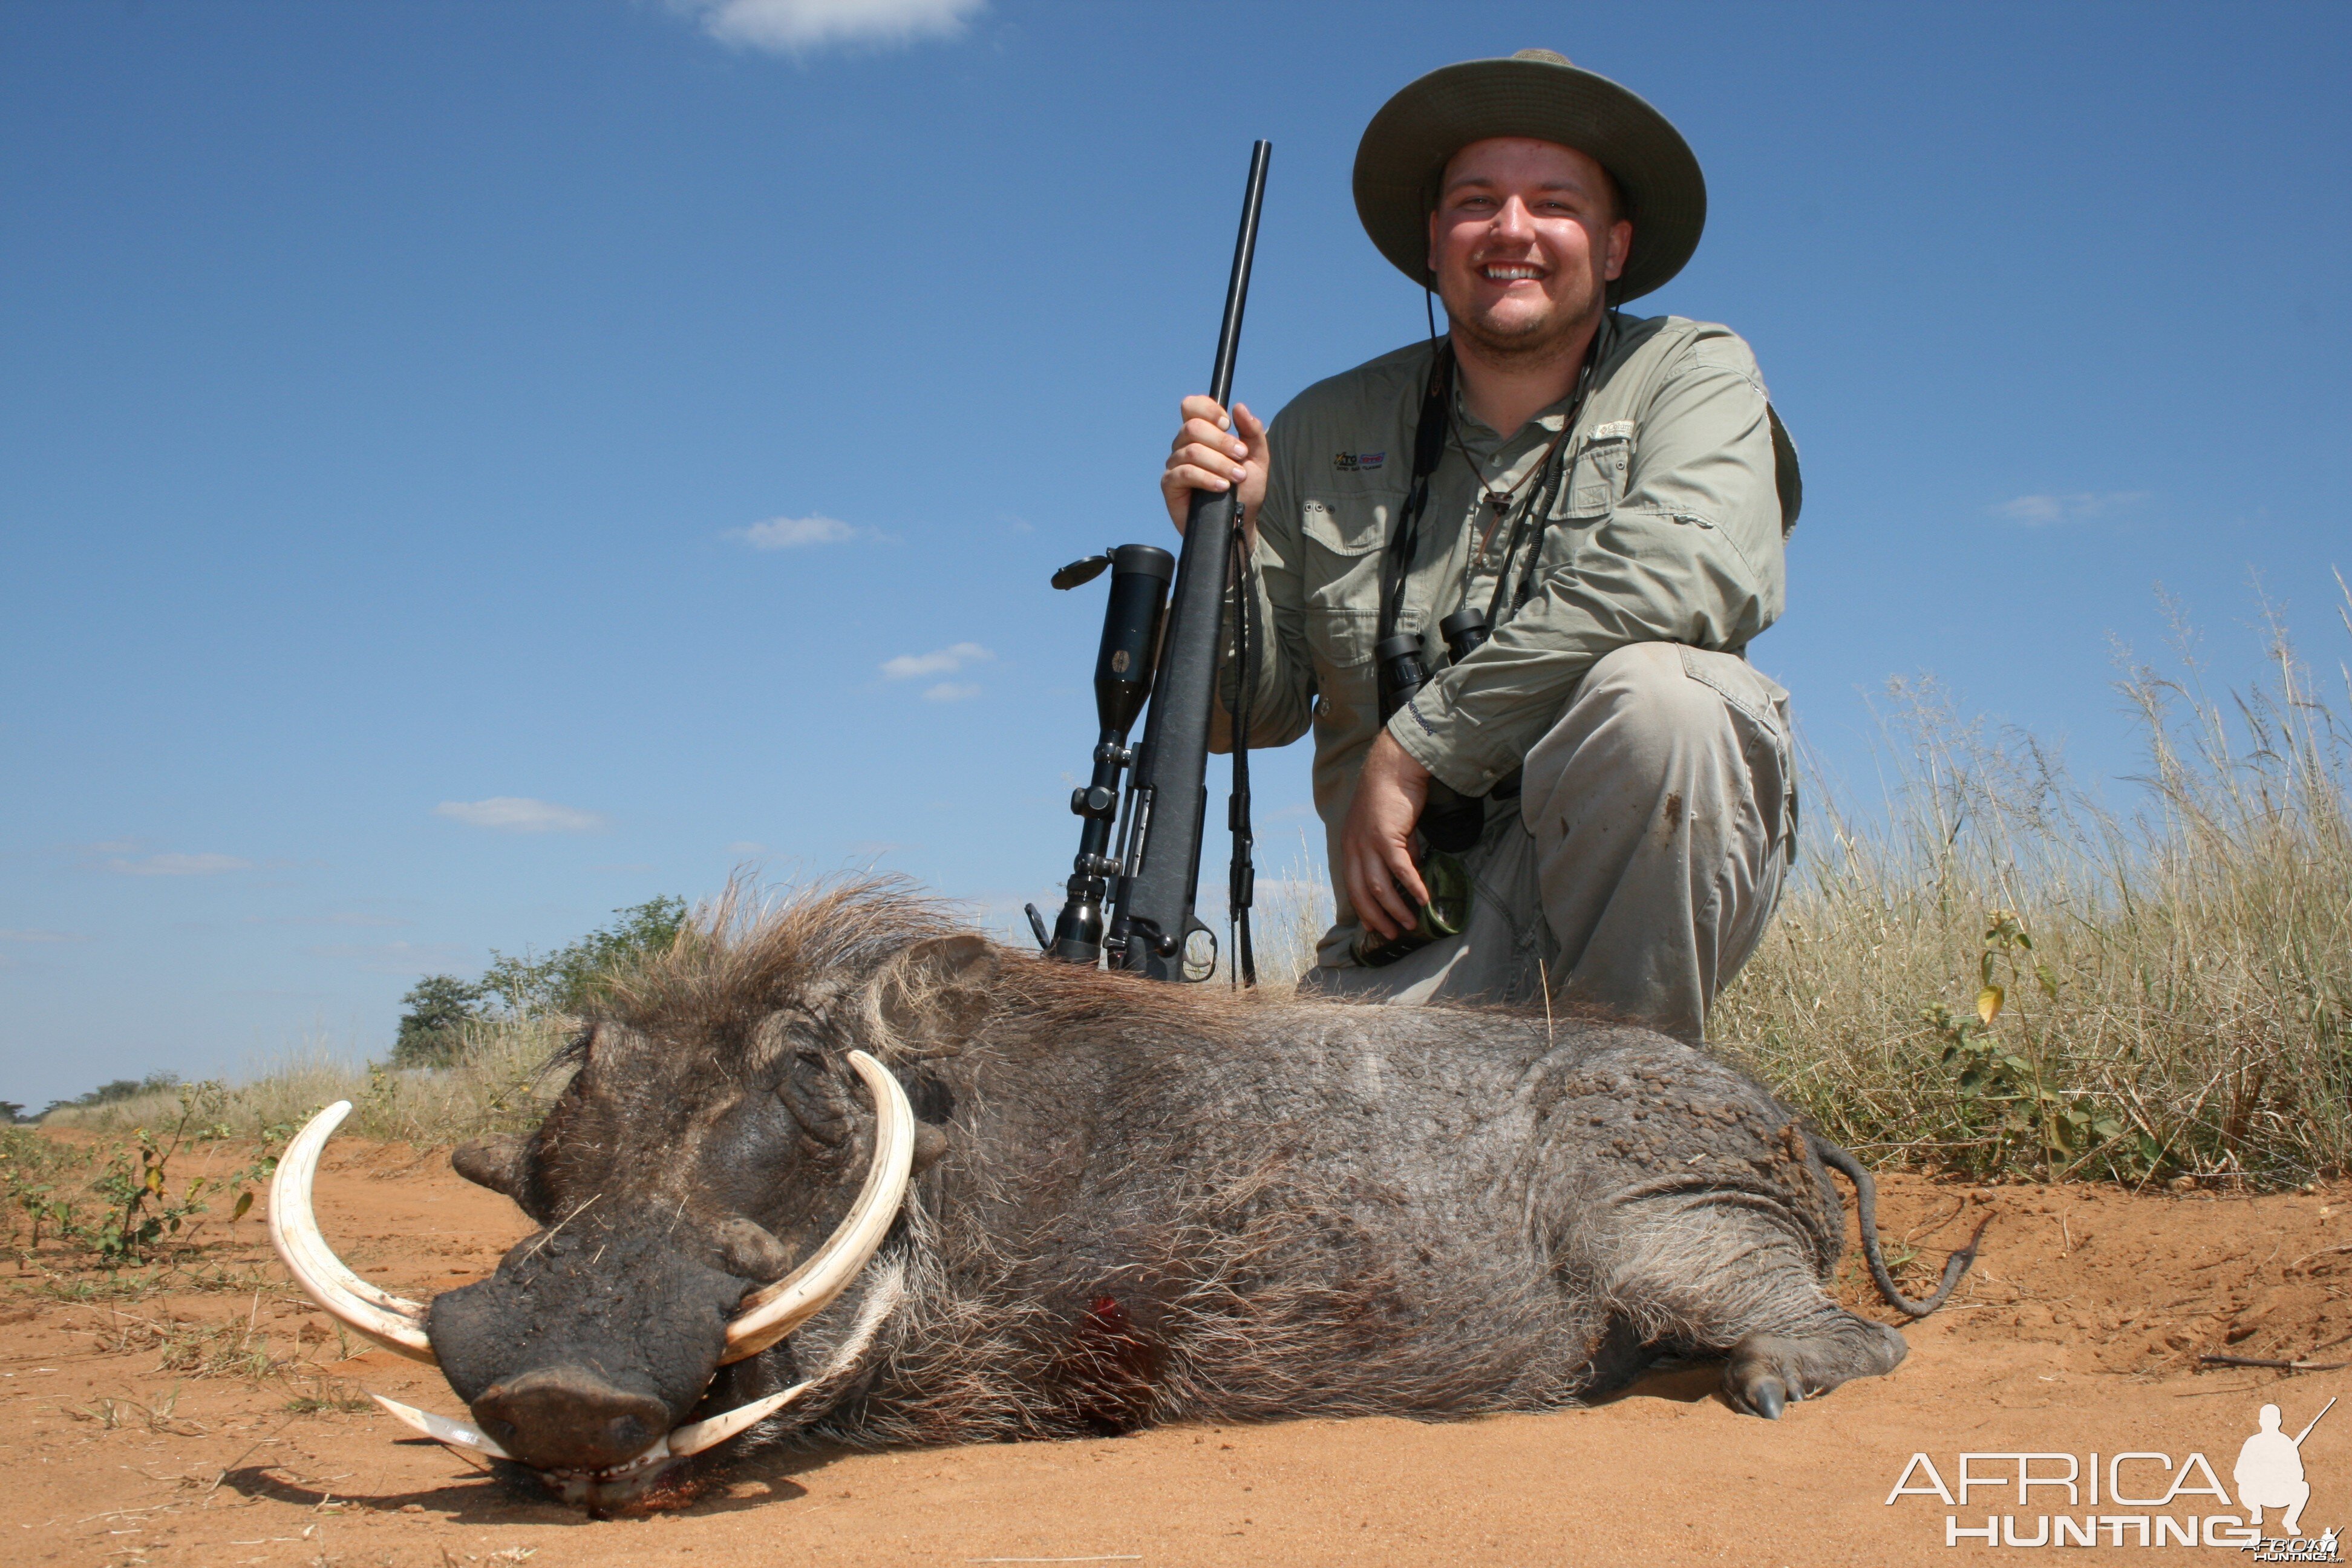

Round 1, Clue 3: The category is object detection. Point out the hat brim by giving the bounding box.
[1353,56,1705,304]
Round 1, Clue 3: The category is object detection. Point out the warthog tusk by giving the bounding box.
[720,1050,913,1364]
[271,1100,439,1364]
[370,1391,514,1460]
[667,1382,814,1457]
[371,1383,806,1472]
[274,1102,430,1321]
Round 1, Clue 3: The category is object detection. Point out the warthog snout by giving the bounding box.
[470,1367,673,1474]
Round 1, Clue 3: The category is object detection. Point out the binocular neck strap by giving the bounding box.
[1478,310,1615,632]
[1388,310,1622,651]
[1379,341,1457,647]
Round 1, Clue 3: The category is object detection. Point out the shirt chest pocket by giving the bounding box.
[1566,429,1633,517]
[1298,492,1391,670]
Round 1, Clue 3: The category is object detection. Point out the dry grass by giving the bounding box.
[94,1299,294,1380]
[42,1015,575,1143]
[1719,584,2352,1186]
[1243,832,1338,991]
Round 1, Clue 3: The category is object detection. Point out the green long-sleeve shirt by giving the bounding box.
[1215,313,1797,930]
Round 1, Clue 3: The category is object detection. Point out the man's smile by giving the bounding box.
[1476,261,1548,283]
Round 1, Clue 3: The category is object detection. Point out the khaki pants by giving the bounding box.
[1299,642,1796,1041]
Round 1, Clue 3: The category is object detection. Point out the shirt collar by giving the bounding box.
[1450,383,1578,460]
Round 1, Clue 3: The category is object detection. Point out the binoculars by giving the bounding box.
[1355,607,1493,967]
[1350,847,1473,969]
[1373,607,1492,855]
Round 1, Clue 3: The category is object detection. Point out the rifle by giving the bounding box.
[1024,140,1272,982]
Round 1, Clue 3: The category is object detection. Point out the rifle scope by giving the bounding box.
[1025,544,1174,965]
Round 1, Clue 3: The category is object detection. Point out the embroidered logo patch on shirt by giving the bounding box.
[1333,450,1386,472]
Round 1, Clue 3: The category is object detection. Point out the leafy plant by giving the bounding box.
[1921,910,2148,1180]
[2,1083,282,1272]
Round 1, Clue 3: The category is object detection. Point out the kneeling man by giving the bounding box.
[1164,49,1800,1041]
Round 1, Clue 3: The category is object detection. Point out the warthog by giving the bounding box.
[275,882,1979,1509]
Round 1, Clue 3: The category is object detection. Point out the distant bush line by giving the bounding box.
[23,584,2352,1192]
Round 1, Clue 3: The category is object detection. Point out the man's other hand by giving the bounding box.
[1161,396,1268,535]
[1341,731,1432,940]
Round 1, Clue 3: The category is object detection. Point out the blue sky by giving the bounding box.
[3,1,2347,1108]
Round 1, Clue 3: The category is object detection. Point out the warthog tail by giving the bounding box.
[1809,1135,1991,1320]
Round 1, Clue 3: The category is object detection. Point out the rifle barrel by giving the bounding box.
[1207,142,1272,410]
[1107,140,1270,979]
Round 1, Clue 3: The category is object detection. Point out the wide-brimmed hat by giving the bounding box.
[1353,49,1706,304]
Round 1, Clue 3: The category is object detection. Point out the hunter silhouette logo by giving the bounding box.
[1883,1397,2342,1555]
[2239,1399,2334,1541]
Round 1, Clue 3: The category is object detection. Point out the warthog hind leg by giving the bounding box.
[1583,1195,1907,1419]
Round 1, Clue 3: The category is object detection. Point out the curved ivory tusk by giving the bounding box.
[720,1050,913,1364]
[667,1382,814,1457]
[271,1100,439,1364]
[274,1101,430,1319]
[370,1391,514,1460]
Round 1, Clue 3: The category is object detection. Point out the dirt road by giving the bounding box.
[7,1144,2349,1566]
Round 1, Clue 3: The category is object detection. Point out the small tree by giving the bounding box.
[390,975,488,1070]
[483,897,687,1017]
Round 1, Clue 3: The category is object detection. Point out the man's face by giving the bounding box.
[1426,137,1632,363]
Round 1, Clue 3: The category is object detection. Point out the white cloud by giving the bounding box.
[0,928,88,943]
[881,641,991,680]
[433,797,606,834]
[923,682,982,702]
[108,852,252,877]
[673,0,985,54]
[730,514,863,550]
[1992,491,2151,524]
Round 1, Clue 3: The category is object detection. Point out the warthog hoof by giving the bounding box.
[1722,1321,1908,1419]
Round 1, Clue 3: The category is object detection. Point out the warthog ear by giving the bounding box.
[866,933,1001,1056]
[451,1135,523,1198]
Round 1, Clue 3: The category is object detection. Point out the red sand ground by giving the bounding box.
[7,1143,2352,1566]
